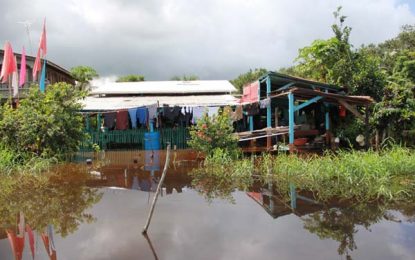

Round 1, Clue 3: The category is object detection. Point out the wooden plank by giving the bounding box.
[338,99,364,120]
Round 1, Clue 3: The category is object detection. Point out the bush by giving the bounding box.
[0,83,86,159]
[188,109,240,158]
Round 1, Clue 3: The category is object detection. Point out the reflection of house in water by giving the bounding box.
[247,183,324,218]
[85,150,196,193]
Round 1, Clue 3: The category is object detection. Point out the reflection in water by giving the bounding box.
[0,166,102,259]
[1,150,414,259]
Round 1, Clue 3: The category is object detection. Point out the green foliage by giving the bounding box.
[190,148,253,203]
[0,168,102,236]
[257,146,415,202]
[70,66,98,90]
[230,68,267,93]
[170,74,199,81]
[294,7,355,88]
[0,83,86,162]
[188,109,240,158]
[116,74,145,82]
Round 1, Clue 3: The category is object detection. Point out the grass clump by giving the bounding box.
[258,146,415,202]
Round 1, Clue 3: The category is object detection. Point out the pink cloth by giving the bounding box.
[0,42,17,83]
[240,81,259,103]
[19,47,26,87]
[39,19,47,56]
[32,49,41,80]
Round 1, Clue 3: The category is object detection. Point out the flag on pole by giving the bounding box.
[32,18,47,82]
[12,57,18,97]
[39,18,47,56]
[19,47,26,87]
[39,60,46,93]
[32,49,41,81]
[0,42,17,83]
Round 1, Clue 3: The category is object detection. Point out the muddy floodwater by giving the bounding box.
[1,150,414,260]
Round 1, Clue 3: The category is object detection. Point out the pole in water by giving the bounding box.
[142,144,171,234]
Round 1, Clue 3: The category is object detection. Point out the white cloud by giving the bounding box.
[0,0,414,80]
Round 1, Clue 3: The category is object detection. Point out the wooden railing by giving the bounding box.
[0,83,33,99]
[80,127,190,151]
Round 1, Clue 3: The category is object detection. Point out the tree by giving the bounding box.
[230,68,267,93]
[116,74,145,82]
[0,83,86,158]
[170,74,199,81]
[70,66,98,90]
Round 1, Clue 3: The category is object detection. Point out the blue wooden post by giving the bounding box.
[97,113,101,132]
[325,105,330,131]
[249,116,254,131]
[149,119,154,132]
[290,183,297,209]
[266,76,271,127]
[288,92,295,146]
[85,115,90,132]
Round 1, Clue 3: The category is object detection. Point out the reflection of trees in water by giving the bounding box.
[0,166,102,237]
[302,202,415,259]
[190,164,253,203]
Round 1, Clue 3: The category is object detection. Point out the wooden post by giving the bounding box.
[142,144,171,234]
[365,105,370,150]
[288,92,295,153]
[266,77,272,150]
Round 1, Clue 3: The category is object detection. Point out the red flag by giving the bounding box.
[39,18,47,57]
[32,48,41,80]
[0,42,17,83]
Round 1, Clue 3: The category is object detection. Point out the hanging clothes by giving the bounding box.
[103,112,116,130]
[207,107,219,117]
[232,105,243,121]
[116,110,129,130]
[163,105,181,122]
[192,107,206,123]
[178,106,193,127]
[136,107,148,126]
[128,108,138,128]
[260,98,271,109]
[244,102,260,116]
[147,104,158,120]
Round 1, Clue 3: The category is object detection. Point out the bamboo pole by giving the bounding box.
[142,144,171,234]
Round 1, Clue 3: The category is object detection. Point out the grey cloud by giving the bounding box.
[0,0,414,80]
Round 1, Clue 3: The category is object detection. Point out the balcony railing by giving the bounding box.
[0,82,35,99]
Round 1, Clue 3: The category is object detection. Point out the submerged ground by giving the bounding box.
[0,150,414,260]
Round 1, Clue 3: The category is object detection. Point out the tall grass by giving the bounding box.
[0,144,56,176]
[257,146,415,202]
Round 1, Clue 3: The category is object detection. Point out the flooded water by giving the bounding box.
[1,150,414,260]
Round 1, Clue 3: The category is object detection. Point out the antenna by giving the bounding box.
[17,20,34,55]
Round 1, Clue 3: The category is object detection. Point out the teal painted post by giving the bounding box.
[290,183,297,209]
[149,120,154,132]
[288,92,295,145]
[85,115,90,132]
[266,76,271,127]
[97,113,101,132]
[249,116,254,131]
[325,105,330,131]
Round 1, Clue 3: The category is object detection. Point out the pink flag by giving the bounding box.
[39,18,47,57]
[32,48,41,81]
[19,47,26,87]
[12,57,19,97]
[0,42,17,83]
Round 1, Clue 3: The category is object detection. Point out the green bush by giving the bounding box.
[0,83,86,160]
[188,109,240,158]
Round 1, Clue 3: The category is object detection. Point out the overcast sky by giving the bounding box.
[1,0,415,80]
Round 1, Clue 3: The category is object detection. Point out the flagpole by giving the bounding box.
[8,74,12,107]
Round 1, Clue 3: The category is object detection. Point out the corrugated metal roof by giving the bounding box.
[90,80,236,95]
[81,94,240,111]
